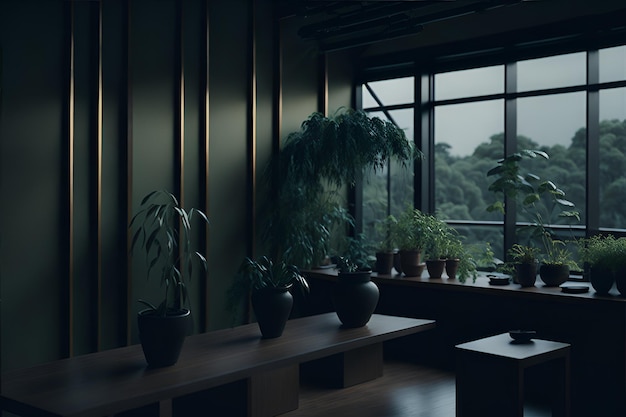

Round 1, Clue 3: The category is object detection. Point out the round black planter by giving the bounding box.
[515,262,538,287]
[138,309,191,367]
[251,286,294,339]
[333,270,379,328]
[426,259,446,279]
[539,263,570,287]
[589,265,615,295]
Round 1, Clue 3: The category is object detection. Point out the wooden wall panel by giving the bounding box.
[0,0,70,368]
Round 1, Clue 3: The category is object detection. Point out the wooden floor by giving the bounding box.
[280,359,551,417]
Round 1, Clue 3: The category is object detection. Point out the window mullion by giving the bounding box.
[504,61,517,254]
[587,50,600,236]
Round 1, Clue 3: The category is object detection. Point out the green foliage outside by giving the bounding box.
[363,118,626,263]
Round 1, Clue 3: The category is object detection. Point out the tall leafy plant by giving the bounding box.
[486,149,580,266]
[264,108,421,269]
[130,190,209,316]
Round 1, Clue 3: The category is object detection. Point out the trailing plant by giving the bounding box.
[422,213,456,260]
[486,149,580,265]
[130,190,208,316]
[264,108,422,269]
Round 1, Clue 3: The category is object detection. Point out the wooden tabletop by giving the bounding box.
[1,313,435,417]
[455,333,570,362]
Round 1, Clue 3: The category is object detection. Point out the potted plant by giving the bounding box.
[264,108,422,270]
[486,149,580,287]
[232,256,310,338]
[373,215,397,275]
[578,234,626,295]
[129,190,209,367]
[507,244,541,287]
[331,256,379,328]
[392,206,429,277]
[422,214,455,279]
[443,237,478,283]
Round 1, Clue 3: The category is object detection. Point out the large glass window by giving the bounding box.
[360,40,626,272]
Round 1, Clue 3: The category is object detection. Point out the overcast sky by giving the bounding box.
[363,46,626,157]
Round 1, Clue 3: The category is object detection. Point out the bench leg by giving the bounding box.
[301,343,384,388]
[159,399,172,417]
[248,364,299,417]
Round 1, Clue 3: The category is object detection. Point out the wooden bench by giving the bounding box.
[1,313,435,417]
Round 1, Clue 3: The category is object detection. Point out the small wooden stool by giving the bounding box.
[455,333,570,417]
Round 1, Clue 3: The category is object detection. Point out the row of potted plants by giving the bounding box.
[373,207,479,283]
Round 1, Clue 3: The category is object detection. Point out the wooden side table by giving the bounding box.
[455,333,570,417]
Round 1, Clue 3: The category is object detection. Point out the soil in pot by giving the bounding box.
[251,286,294,339]
[332,270,379,328]
[426,259,446,279]
[138,309,191,367]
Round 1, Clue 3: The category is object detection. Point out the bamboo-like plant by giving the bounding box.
[130,190,209,316]
[264,108,422,269]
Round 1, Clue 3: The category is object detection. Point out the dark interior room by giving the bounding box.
[2,0,626,416]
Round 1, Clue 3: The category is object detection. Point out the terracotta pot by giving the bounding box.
[375,251,394,276]
[426,259,446,279]
[445,258,460,279]
[399,250,423,277]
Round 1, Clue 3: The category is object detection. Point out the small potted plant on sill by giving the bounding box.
[129,189,209,367]
[508,244,541,287]
[331,256,379,328]
[443,237,478,283]
[392,206,429,277]
[373,215,397,276]
[230,256,310,338]
[422,214,455,279]
[539,237,579,287]
[578,234,626,295]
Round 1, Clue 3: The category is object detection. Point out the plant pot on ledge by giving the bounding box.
[426,259,446,279]
[539,263,570,287]
[515,262,538,287]
[399,250,424,277]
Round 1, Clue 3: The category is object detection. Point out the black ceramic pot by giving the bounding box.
[539,263,570,287]
[615,266,626,296]
[138,308,191,367]
[589,265,615,295]
[515,262,538,287]
[333,270,379,328]
[251,286,294,339]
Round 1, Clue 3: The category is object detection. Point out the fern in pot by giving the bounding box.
[130,190,208,367]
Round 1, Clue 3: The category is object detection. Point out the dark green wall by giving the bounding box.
[0,0,351,371]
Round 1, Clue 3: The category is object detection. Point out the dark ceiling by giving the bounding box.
[275,0,522,52]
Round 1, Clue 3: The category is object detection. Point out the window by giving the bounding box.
[360,39,626,268]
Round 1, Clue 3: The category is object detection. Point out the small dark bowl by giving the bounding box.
[509,330,536,343]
